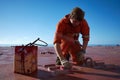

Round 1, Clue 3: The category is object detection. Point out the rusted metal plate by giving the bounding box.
[0,46,120,80]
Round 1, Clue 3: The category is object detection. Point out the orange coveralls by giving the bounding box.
[53,15,90,63]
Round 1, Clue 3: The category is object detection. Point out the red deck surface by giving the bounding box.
[0,46,120,80]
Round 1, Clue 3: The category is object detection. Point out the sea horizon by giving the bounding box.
[0,43,119,47]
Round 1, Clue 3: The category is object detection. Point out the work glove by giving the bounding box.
[77,50,86,63]
[80,49,86,54]
[61,59,72,69]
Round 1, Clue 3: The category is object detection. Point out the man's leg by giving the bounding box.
[66,53,70,61]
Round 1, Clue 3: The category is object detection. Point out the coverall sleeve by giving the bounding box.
[81,19,90,41]
[53,20,65,44]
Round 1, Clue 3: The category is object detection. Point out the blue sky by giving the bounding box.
[0,0,120,45]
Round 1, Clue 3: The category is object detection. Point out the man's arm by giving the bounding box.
[54,43,72,68]
[82,40,89,51]
[54,43,65,61]
[82,35,89,53]
[81,19,90,52]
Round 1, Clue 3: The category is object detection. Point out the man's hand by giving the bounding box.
[80,49,86,54]
[77,51,85,63]
[61,59,72,69]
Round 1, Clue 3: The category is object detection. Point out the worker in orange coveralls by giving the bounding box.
[53,7,90,69]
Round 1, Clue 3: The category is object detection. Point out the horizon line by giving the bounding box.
[0,43,119,47]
